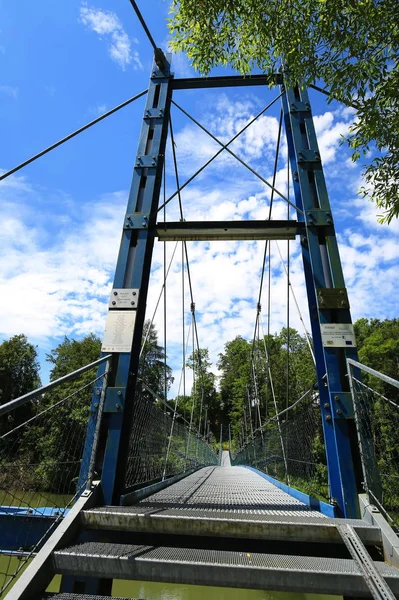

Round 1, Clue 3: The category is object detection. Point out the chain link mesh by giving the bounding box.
[350,366,399,526]
[0,370,107,597]
[124,393,218,490]
[232,391,329,501]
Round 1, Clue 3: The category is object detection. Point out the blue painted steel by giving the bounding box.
[95,59,173,506]
[244,466,337,518]
[282,85,360,518]
[77,357,108,491]
[0,513,57,551]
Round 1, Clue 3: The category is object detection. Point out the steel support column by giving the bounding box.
[97,58,172,506]
[282,84,360,517]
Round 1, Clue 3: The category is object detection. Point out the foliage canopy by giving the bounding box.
[169,0,399,222]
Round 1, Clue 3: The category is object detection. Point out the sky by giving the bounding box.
[0,0,398,396]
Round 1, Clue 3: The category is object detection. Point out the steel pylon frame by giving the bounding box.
[78,57,362,523]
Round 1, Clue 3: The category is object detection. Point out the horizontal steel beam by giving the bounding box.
[172,74,282,90]
[156,220,303,242]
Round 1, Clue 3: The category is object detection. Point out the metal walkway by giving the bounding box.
[8,454,399,599]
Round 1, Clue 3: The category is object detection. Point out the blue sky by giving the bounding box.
[0,1,398,394]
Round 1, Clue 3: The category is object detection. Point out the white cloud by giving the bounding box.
[0,85,18,99]
[2,92,398,399]
[0,181,125,343]
[79,3,142,71]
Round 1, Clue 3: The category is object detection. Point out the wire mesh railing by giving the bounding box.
[348,358,399,527]
[0,357,109,597]
[124,391,218,491]
[231,389,329,501]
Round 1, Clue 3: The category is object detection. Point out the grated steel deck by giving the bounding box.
[82,465,382,543]
[134,466,326,513]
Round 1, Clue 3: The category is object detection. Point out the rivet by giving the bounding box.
[116,403,121,410]
[117,390,122,396]
[336,409,343,415]
[94,402,99,409]
[334,395,340,402]
[132,291,137,296]
[112,301,116,306]
[323,403,330,409]
[325,414,332,421]
[131,301,135,306]
[114,291,118,296]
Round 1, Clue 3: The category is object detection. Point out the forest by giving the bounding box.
[0,318,398,495]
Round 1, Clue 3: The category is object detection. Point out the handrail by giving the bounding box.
[347,358,399,390]
[0,354,112,417]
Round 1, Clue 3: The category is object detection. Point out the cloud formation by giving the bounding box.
[1,93,397,396]
[0,85,18,99]
[79,2,142,71]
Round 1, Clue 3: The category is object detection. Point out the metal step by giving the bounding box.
[52,541,399,597]
[82,506,382,545]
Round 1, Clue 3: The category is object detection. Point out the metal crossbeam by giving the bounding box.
[156,220,302,241]
[172,74,282,90]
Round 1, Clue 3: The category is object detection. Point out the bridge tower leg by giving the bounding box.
[282,84,361,518]
[63,56,172,595]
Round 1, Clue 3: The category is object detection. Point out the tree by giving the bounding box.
[217,336,252,442]
[46,333,101,381]
[217,330,316,446]
[169,0,399,222]
[137,320,173,403]
[23,334,103,492]
[186,348,218,436]
[0,334,40,407]
[354,317,399,398]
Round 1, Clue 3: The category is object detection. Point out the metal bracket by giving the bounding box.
[109,288,139,309]
[151,68,168,79]
[290,101,311,113]
[136,155,158,168]
[297,149,322,169]
[306,209,333,227]
[145,108,164,119]
[124,214,148,230]
[104,388,125,413]
[317,288,350,309]
[330,392,354,419]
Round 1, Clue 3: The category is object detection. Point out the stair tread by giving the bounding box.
[84,505,378,525]
[52,541,399,596]
[54,540,399,576]
[81,506,382,544]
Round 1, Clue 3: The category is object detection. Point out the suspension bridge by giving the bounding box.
[1,3,399,599]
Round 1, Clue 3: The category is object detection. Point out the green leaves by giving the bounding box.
[169,0,399,223]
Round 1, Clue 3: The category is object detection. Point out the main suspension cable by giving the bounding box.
[127,1,167,71]
[0,90,147,182]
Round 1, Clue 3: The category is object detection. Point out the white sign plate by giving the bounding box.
[320,323,357,348]
[102,310,136,352]
[109,288,139,309]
